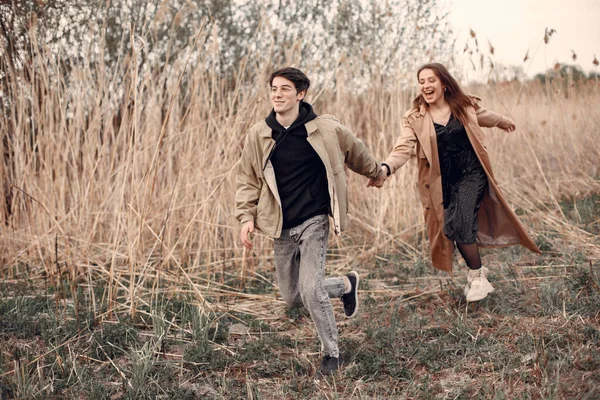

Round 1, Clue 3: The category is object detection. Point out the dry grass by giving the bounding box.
[0,28,599,399]
[1,35,598,310]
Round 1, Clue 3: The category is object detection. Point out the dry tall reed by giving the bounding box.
[1,30,599,319]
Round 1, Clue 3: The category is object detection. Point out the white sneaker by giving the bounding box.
[463,266,489,296]
[465,268,494,302]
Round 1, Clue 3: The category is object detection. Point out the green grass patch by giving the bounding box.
[0,254,598,398]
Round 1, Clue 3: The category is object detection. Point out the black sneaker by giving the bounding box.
[316,355,343,378]
[341,271,359,318]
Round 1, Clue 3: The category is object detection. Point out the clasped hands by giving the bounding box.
[366,164,389,188]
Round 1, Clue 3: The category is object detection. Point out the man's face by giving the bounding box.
[270,76,305,115]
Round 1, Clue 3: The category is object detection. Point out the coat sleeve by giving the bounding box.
[384,115,417,174]
[336,124,385,180]
[472,96,515,130]
[234,132,261,226]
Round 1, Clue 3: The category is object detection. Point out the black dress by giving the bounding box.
[434,115,488,244]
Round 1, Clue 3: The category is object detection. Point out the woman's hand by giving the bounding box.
[500,119,516,132]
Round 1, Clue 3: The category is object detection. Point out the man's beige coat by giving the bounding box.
[235,115,384,238]
[385,98,540,273]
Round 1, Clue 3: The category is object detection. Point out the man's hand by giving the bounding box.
[240,221,254,250]
[367,165,388,188]
[367,175,386,188]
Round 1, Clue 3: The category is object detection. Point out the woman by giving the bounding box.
[371,63,540,302]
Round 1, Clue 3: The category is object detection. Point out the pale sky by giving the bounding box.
[448,0,600,79]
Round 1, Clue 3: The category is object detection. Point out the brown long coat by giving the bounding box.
[384,98,540,274]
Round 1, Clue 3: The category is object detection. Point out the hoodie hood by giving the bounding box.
[265,101,318,136]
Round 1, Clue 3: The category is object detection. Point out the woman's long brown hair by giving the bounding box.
[412,63,473,126]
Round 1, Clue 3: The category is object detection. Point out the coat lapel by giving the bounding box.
[259,123,281,206]
[412,105,434,162]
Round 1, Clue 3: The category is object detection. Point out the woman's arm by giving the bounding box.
[471,97,516,132]
[383,116,418,173]
[476,107,516,131]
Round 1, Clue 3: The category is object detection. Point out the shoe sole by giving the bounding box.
[466,286,495,302]
[345,271,359,319]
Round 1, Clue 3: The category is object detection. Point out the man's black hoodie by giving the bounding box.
[265,102,330,229]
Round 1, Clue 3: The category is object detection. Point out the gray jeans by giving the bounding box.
[274,214,346,358]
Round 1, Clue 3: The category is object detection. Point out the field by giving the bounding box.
[0,30,599,398]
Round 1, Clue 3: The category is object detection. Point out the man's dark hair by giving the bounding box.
[268,67,310,94]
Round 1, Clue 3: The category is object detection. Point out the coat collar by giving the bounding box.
[305,120,318,136]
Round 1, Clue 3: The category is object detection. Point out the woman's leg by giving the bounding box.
[456,242,482,270]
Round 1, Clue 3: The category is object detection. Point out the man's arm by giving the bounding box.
[235,133,261,249]
[335,124,386,181]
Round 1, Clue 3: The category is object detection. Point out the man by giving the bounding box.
[235,67,386,377]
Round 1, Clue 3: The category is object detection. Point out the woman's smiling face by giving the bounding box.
[418,68,445,105]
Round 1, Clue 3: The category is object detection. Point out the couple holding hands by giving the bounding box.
[235,65,540,378]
